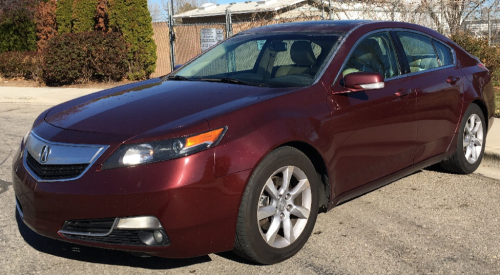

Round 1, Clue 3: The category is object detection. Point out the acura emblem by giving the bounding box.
[40,145,50,163]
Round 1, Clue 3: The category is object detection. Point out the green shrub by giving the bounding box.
[0,0,38,53]
[72,0,99,33]
[56,0,73,34]
[43,32,128,85]
[0,18,37,53]
[451,33,500,84]
[109,0,157,80]
[0,51,42,80]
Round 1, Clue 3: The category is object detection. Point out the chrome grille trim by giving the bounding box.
[23,132,109,182]
[59,218,119,237]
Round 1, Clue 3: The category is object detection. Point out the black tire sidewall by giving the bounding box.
[456,104,486,173]
[239,147,319,264]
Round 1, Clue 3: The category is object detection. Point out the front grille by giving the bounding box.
[26,152,89,180]
[62,230,170,246]
[61,218,116,235]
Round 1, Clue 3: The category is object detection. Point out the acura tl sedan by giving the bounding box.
[13,20,495,264]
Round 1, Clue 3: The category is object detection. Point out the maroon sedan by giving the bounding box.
[12,20,494,264]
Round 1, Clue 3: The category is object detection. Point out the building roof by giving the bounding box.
[173,0,308,19]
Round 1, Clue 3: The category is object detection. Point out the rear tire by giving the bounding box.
[233,146,319,264]
[440,104,486,174]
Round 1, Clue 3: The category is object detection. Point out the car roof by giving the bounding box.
[239,20,375,34]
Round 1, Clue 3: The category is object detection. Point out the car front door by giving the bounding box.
[327,31,418,196]
[394,31,463,163]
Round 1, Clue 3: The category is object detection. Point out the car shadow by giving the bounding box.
[15,211,211,269]
[215,251,260,265]
[423,163,448,173]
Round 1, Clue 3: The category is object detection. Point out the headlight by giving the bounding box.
[102,127,227,170]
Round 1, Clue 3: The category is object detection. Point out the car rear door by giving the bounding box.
[394,31,463,163]
[327,31,418,196]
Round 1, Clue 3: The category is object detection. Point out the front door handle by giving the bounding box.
[447,76,460,84]
[395,88,410,98]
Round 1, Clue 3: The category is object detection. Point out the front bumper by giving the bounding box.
[12,127,250,258]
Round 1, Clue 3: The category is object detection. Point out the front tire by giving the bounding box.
[440,103,486,174]
[233,146,319,264]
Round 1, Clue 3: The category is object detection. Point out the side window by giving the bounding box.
[433,40,454,67]
[397,32,439,73]
[342,32,400,79]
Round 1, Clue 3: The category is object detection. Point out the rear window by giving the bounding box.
[433,40,454,67]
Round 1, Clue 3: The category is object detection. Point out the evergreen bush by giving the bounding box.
[72,0,99,33]
[109,0,157,80]
[55,0,73,34]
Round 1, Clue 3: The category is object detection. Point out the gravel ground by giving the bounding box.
[1,103,499,275]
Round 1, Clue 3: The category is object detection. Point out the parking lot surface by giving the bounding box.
[1,100,500,275]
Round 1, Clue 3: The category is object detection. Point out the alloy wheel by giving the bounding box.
[257,165,312,248]
[463,113,484,164]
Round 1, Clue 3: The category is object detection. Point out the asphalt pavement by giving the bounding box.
[0,86,499,274]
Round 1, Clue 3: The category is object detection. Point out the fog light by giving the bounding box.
[116,216,163,230]
[153,230,164,243]
[139,230,167,246]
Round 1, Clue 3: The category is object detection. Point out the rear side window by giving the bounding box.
[433,40,454,67]
[397,32,439,73]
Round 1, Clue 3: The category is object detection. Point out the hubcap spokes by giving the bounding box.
[257,166,312,248]
[463,114,483,164]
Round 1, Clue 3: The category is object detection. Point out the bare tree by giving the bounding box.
[419,0,494,35]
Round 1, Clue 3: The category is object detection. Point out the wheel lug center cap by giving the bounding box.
[278,198,286,212]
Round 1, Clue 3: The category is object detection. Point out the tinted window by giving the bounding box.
[342,32,400,79]
[397,32,439,73]
[433,40,454,66]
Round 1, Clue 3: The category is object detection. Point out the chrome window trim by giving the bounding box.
[23,132,109,182]
[332,28,458,87]
[58,218,119,237]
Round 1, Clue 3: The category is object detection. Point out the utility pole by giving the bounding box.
[488,9,492,46]
[329,0,332,20]
[168,0,176,71]
[225,8,233,38]
[321,0,324,20]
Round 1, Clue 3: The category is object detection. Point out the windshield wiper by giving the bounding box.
[200,77,255,86]
[167,75,190,81]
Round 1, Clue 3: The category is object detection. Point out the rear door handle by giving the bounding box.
[447,76,460,84]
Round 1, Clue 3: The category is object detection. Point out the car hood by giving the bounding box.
[44,78,287,138]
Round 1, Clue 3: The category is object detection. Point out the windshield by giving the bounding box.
[171,32,343,88]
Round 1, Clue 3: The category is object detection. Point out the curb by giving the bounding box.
[483,151,500,168]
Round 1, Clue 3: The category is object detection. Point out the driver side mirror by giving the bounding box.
[343,72,385,92]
